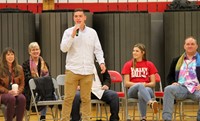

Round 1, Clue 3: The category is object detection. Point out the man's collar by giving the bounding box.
[184,52,197,60]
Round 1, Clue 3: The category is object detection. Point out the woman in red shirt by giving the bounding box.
[121,43,158,121]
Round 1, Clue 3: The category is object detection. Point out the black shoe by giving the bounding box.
[40,116,46,121]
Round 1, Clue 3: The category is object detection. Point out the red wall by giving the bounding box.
[0,2,199,13]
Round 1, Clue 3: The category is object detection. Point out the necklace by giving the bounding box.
[184,59,194,76]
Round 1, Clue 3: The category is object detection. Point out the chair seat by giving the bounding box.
[177,99,196,102]
[155,91,164,97]
[91,99,108,120]
[91,99,105,104]
[128,98,138,102]
[35,100,63,106]
[117,92,125,97]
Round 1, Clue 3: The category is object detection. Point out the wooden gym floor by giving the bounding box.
[0,103,198,121]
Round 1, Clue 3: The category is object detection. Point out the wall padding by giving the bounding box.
[0,10,35,65]
[93,12,151,72]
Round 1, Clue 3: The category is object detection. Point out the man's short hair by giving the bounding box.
[74,8,85,13]
[185,36,198,45]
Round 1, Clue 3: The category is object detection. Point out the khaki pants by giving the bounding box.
[61,70,93,121]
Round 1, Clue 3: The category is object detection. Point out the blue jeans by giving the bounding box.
[128,83,154,117]
[162,84,200,120]
[71,90,120,121]
[40,107,47,116]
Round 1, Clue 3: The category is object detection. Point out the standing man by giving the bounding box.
[60,8,106,121]
[162,36,200,121]
[71,62,120,121]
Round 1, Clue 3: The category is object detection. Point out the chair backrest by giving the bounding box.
[108,70,125,98]
[29,78,36,90]
[155,73,163,92]
[108,70,123,83]
[56,74,65,86]
[56,74,66,99]
[155,73,161,82]
[29,77,62,100]
[52,78,62,100]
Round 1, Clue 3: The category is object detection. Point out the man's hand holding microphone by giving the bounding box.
[71,24,80,38]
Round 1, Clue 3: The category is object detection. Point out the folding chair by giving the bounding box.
[27,77,63,121]
[56,74,109,121]
[125,73,161,121]
[55,74,66,119]
[174,99,200,121]
[91,99,108,121]
[1,104,7,120]
[107,70,127,121]
[154,73,164,120]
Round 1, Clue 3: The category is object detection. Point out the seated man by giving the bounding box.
[71,63,120,121]
[162,36,200,121]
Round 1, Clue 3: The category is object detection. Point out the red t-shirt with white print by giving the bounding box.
[121,60,158,83]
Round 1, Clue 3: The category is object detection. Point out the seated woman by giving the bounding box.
[0,47,26,121]
[22,42,50,120]
[121,43,159,121]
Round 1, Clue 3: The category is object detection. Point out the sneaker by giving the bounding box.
[149,100,158,113]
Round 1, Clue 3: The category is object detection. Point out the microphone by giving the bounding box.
[76,24,80,36]
[76,29,79,36]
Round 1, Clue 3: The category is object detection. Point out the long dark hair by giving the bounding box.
[0,47,20,77]
[133,43,147,68]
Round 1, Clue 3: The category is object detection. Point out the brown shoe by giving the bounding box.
[150,101,158,113]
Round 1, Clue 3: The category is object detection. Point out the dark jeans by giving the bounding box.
[1,93,26,121]
[71,90,120,121]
